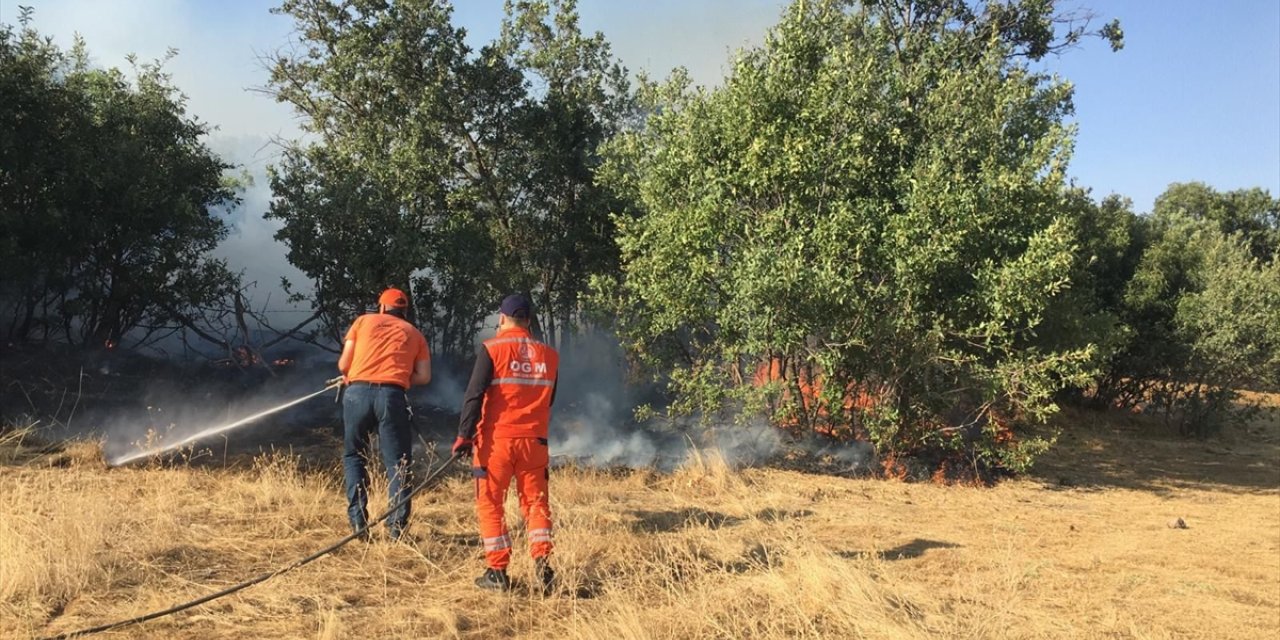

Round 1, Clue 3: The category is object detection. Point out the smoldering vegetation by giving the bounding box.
[4,330,872,474]
[542,331,875,474]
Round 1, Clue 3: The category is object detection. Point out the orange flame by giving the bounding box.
[880,453,909,481]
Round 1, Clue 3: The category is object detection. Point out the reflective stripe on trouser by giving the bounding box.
[483,534,512,552]
[474,436,552,570]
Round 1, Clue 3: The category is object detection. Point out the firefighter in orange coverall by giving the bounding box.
[452,293,560,593]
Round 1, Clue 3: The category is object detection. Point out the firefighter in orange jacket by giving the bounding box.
[452,293,559,593]
[337,288,431,542]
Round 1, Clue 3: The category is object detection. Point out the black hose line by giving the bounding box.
[38,453,461,640]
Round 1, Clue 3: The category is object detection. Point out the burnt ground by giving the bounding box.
[0,343,462,472]
[7,343,1277,491]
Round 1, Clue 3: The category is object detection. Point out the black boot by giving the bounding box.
[475,567,511,591]
[535,557,555,595]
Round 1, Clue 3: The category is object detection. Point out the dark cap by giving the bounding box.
[500,293,532,319]
[379,288,409,308]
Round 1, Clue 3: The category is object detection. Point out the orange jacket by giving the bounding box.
[343,313,430,389]
[458,326,559,440]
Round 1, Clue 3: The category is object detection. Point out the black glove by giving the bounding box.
[452,436,473,458]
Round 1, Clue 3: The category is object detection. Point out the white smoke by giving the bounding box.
[540,332,788,473]
[813,438,876,475]
[419,360,465,411]
[547,330,868,472]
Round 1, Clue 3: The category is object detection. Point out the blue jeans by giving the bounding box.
[342,383,413,536]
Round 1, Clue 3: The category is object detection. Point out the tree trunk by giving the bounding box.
[558,302,573,355]
[545,307,556,349]
[402,277,417,325]
[14,290,36,342]
[89,296,124,349]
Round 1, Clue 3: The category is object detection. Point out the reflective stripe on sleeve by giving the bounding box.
[486,337,533,346]
[528,527,553,543]
[489,377,555,387]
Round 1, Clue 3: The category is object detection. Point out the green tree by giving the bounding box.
[1170,233,1279,432]
[0,11,75,341]
[1091,184,1279,436]
[1042,191,1145,403]
[1152,182,1278,263]
[597,0,1121,473]
[265,0,482,355]
[0,13,239,348]
[266,0,632,356]
[496,0,635,351]
[267,146,439,347]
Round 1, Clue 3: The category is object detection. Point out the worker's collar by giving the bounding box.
[496,325,533,339]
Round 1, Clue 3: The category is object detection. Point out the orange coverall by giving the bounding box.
[457,326,560,569]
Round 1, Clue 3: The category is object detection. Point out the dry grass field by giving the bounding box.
[2,401,1278,639]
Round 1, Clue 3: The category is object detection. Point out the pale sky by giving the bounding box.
[3,0,1277,312]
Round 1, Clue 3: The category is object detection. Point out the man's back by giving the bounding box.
[480,328,559,439]
[345,313,428,389]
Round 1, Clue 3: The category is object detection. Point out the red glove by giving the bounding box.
[451,436,473,457]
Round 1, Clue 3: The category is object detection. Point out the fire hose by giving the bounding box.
[38,453,461,640]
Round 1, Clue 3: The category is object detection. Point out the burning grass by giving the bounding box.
[2,405,1278,639]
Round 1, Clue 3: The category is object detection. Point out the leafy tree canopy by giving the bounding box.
[596,0,1124,472]
[1090,182,1279,435]
[0,11,240,349]
[266,0,634,357]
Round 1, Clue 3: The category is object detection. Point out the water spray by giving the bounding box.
[109,379,343,466]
